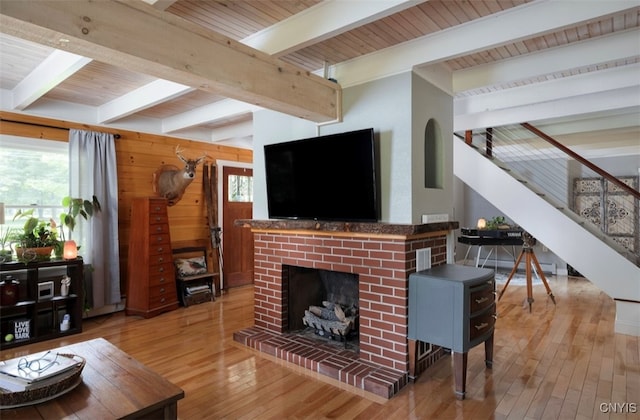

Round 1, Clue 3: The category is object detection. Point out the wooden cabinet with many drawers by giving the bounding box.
[126,197,179,318]
[408,264,496,400]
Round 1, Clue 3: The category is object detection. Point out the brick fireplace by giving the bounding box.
[233,220,458,398]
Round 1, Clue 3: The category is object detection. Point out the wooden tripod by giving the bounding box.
[498,235,556,312]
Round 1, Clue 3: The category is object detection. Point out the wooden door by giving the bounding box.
[222,166,253,289]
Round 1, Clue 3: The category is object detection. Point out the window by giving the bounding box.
[0,135,69,230]
[228,174,253,202]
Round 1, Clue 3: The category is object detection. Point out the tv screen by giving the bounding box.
[264,128,379,222]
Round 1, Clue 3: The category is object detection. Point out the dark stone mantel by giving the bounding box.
[235,219,459,237]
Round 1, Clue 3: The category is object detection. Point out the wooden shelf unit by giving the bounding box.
[126,197,179,318]
[0,258,84,350]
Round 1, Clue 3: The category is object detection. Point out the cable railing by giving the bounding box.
[459,123,639,266]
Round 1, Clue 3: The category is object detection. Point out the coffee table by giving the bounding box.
[1,338,184,418]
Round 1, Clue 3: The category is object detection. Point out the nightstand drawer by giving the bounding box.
[149,213,168,225]
[470,283,495,314]
[149,287,177,308]
[149,253,171,265]
[149,261,174,277]
[150,270,173,287]
[149,243,170,256]
[469,305,496,342]
[149,233,170,246]
[149,222,169,234]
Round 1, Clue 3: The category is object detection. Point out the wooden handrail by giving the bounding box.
[521,122,640,200]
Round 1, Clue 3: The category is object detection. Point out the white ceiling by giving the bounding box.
[0,0,638,153]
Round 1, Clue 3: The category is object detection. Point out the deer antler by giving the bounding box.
[175,145,188,163]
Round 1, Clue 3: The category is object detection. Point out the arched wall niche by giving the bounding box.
[424,118,443,189]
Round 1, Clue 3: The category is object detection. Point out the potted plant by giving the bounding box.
[0,226,15,262]
[58,195,101,259]
[12,210,60,261]
[485,216,510,230]
[11,196,101,262]
[59,195,101,236]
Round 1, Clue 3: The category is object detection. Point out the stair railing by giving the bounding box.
[460,123,639,266]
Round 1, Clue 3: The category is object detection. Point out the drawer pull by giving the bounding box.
[475,296,489,305]
[156,226,163,232]
[160,297,166,303]
[158,267,164,272]
[474,322,489,331]
[159,277,165,283]
[157,257,164,263]
[157,247,164,253]
[160,287,165,293]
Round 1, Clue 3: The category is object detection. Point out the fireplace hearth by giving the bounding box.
[233,219,458,399]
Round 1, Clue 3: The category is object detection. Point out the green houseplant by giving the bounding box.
[12,195,101,261]
[0,226,15,262]
[13,209,60,261]
[58,195,101,259]
[59,195,102,239]
[58,196,101,310]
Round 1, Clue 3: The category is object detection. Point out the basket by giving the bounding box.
[0,353,85,409]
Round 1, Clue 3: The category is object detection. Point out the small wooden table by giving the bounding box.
[1,338,184,419]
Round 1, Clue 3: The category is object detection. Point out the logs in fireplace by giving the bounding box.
[303,300,358,341]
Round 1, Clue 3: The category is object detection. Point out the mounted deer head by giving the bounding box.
[153,146,206,206]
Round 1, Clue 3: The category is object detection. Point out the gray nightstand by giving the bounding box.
[408,264,496,400]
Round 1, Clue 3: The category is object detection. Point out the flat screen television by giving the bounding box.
[264,128,379,222]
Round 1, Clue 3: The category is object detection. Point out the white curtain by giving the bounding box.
[69,129,121,308]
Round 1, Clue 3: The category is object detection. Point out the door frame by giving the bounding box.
[216,159,253,290]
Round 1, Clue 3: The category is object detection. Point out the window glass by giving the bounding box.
[0,135,68,228]
[228,175,253,202]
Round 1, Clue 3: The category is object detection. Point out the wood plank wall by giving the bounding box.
[0,111,253,296]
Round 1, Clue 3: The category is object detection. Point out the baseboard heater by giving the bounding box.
[463,258,556,275]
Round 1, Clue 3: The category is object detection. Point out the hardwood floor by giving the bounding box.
[1,274,638,419]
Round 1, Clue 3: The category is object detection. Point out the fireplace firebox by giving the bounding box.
[286,265,359,344]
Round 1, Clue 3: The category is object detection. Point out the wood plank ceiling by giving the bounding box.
[0,0,638,149]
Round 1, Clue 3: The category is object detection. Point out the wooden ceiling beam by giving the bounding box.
[0,0,341,123]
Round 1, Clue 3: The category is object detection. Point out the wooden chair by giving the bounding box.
[172,246,217,307]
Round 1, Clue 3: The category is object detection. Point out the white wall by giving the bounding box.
[411,72,454,223]
[252,110,317,220]
[252,71,454,224]
[317,72,413,222]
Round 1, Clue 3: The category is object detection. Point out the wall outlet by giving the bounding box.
[422,214,449,223]
[416,248,431,272]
